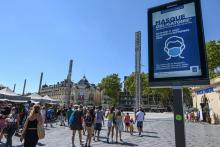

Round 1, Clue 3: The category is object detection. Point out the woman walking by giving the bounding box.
[106,107,115,143]
[21,104,43,147]
[115,110,123,143]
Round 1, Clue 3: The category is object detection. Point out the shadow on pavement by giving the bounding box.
[99,140,138,146]
[144,131,158,134]
[140,135,160,138]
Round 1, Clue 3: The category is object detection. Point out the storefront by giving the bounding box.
[192,77,220,124]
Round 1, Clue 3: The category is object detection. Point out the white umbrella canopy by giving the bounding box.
[0,87,19,96]
[29,93,45,102]
[0,87,30,103]
[43,95,60,103]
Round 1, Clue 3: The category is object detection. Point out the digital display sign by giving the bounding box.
[148,0,209,86]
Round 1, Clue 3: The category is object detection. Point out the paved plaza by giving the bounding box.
[0,113,220,147]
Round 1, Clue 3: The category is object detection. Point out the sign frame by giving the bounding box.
[148,0,209,87]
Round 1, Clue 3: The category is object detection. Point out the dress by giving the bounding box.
[24,119,39,147]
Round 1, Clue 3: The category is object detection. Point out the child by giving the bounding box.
[130,118,134,135]
[124,113,130,132]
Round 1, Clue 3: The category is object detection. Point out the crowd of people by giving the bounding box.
[0,101,146,147]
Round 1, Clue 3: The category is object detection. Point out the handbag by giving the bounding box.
[37,123,45,139]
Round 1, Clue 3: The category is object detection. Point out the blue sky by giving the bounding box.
[0,0,219,94]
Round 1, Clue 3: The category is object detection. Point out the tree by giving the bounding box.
[124,72,151,96]
[152,88,172,106]
[124,72,173,106]
[183,87,193,107]
[206,40,220,78]
[99,73,121,106]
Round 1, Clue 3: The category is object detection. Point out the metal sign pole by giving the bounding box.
[172,85,186,147]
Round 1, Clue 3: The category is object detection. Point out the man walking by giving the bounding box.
[135,107,145,136]
[94,106,104,141]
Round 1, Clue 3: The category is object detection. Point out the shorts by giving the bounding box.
[107,120,113,128]
[94,123,102,131]
[125,123,130,127]
[137,121,143,128]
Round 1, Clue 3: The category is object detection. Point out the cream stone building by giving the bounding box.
[40,76,101,106]
[192,77,220,124]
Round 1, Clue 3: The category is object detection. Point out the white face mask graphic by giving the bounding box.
[164,36,185,60]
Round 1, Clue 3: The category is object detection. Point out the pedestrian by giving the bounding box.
[84,109,95,147]
[102,108,105,126]
[40,106,46,125]
[82,107,87,135]
[71,105,83,147]
[21,104,43,147]
[94,106,104,141]
[135,107,145,136]
[0,105,10,142]
[115,109,123,143]
[46,107,53,127]
[4,107,19,147]
[124,113,130,132]
[60,108,66,126]
[106,106,115,143]
[130,118,134,135]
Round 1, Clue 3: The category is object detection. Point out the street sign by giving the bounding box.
[148,0,209,87]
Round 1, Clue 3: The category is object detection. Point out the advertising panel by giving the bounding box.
[148,0,209,86]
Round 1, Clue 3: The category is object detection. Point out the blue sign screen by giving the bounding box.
[152,2,202,79]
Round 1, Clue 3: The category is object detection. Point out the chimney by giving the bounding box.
[67,60,73,81]
[38,72,43,94]
[22,79,26,95]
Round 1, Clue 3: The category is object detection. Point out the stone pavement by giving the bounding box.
[1,113,220,147]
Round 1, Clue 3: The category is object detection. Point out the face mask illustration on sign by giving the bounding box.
[164,36,185,60]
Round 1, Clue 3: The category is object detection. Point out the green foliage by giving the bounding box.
[124,72,172,106]
[124,72,151,96]
[183,87,193,107]
[206,40,220,78]
[152,88,172,106]
[99,73,121,106]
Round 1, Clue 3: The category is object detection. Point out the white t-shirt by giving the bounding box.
[136,111,145,122]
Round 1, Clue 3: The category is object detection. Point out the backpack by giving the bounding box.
[68,111,75,128]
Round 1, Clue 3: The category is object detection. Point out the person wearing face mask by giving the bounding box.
[4,107,20,147]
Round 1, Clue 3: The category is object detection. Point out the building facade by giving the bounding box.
[40,76,101,106]
[118,92,168,112]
